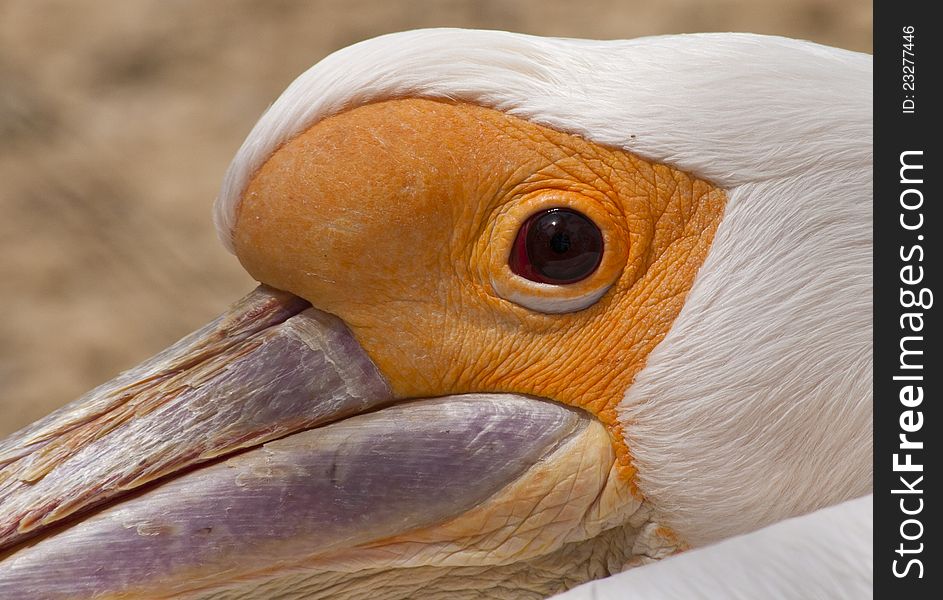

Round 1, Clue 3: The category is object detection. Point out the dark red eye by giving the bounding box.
[509,208,603,284]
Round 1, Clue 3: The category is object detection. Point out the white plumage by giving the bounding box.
[215,28,870,252]
[555,495,873,599]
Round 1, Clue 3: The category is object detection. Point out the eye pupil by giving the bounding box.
[509,208,603,284]
[550,232,570,254]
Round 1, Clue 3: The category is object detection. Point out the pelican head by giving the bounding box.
[0,29,871,599]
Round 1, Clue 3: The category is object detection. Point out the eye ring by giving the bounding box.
[482,191,629,314]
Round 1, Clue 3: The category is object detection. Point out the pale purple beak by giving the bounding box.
[0,287,591,598]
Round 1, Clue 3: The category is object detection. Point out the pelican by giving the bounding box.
[0,29,872,598]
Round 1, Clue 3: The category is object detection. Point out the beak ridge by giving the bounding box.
[0,286,392,550]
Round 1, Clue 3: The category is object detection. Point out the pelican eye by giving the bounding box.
[509,208,603,284]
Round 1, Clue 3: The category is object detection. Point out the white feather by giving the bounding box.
[214,28,869,252]
[617,43,872,543]
[552,495,873,600]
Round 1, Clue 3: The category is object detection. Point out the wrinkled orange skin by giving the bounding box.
[235,99,726,485]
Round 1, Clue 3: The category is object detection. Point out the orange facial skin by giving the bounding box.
[234,99,726,484]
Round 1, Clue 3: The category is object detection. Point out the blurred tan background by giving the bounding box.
[0,0,871,435]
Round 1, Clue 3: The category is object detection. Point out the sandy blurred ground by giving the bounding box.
[0,0,871,435]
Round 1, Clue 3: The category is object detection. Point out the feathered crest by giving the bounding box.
[214,28,871,252]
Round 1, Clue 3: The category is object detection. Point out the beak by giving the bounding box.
[0,286,596,598]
